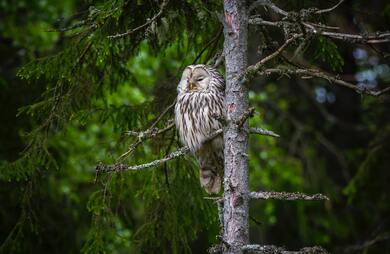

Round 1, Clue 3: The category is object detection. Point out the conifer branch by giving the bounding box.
[119,121,174,160]
[96,146,189,173]
[97,128,222,174]
[250,191,329,201]
[97,124,279,174]
[119,101,176,160]
[108,0,169,39]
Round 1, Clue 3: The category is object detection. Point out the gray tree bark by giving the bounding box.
[222,1,249,253]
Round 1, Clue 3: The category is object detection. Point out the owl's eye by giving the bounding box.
[196,77,204,82]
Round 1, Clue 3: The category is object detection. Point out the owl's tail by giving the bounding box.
[197,150,223,194]
[199,168,222,194]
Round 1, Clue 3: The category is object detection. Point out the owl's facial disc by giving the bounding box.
[188,67,210,91]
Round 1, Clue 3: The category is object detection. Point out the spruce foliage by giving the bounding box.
[1,0,390,253]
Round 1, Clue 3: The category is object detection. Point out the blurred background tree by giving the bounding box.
[0,0,389,253]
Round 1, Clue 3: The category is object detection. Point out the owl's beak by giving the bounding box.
[188,82,195,90]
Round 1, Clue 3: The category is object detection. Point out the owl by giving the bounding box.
[175,64,225,194]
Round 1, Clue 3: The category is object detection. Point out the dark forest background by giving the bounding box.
[0,0,389,253]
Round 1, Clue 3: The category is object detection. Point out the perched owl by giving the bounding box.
[175,64,225,194]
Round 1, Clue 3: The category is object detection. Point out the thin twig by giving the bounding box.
[149,99,176,130]
[241,34,303,83]
[316,0,344,14]
[192,27,223,65]
[302,23,390,44]
[248,17,280,27]
[108,0,168,39]
[250,0,288,16]
[344,233,390,253]
[119,122,175,160]
[250,127,280,138]
[304,22,340,30]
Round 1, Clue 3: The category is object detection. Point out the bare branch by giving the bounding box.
[250,191,329,201]
[250,127,280,138]
[192,27,223,65]
[96,146,190,173]
[108,0,168,39]
[250,0,288,16]
[242,245,284,253]
[302,23,390,44]
[258,68,390,97]
[304,22,340,31]
[149,100,176,130]
[344,233,390,253]
[124,122,174,138]
[97,122,280,174]
[97,128,224,174]
[241,34,303,83]
[119,122,175,160]
[248,17,280,27]
[315,0,344,14]
[249,11,390,45]
[242,245,328,254]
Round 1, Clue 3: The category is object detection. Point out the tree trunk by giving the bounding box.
[222,1,249,254]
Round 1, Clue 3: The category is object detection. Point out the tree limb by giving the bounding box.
[302,22,390,44]
[249,16,390,44]
[97,124,279,174]
[258,68,390,96]
[250,191,329,201]
[96,146,189,173]
[249,0,288,16]
[250,127,280,138]
[242,245,328,254]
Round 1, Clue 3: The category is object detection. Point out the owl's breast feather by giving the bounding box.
[175,92,223,152]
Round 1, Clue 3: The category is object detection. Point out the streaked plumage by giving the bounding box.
[175,64,225,193]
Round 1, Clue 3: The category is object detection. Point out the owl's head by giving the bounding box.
[177,64,224,94]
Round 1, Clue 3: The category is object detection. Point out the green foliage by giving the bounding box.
[1,0,224,252]
[1,0,390,253]
[311,36,344,72]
